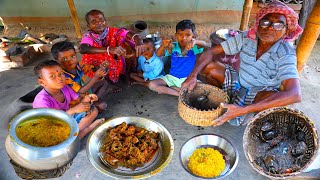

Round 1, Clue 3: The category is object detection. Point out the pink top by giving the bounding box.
[33,85,79,111]
[80,28,129,46]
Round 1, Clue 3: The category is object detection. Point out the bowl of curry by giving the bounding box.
[86,116,174,179]
[6,108,80,171]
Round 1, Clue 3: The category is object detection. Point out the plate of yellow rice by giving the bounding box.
[180,134,238,179]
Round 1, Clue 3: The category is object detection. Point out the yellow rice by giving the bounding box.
[188,147,226,178]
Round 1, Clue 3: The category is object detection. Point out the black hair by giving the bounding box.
[34,60,61,78]
[85,9,105,24]
[143,38,154,45]
[51,41,75,60]
[176,20,196,34]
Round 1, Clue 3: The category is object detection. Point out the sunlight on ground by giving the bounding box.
[0,17,9,72]
[0,49,11,72]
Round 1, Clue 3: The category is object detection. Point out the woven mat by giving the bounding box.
[10,159,72,179]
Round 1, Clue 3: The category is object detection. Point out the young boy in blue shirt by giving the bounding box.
[130,38,164,87]
[149,20,209,96]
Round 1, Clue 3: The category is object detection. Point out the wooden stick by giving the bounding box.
[297,0,320,73]
[67,0,81,39]
[240,0,253,31]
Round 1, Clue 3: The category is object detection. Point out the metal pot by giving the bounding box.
[5,108,80,171]
[132,20,148,38]
[146,33,162,49]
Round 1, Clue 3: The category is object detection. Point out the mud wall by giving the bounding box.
[0,0,246,42]
[0,0,244,17]
[0,1,302,43]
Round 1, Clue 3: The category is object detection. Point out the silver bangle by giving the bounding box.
[107,46,110,56]
[131,34,140,41]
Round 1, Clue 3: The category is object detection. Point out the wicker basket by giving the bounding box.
[243,107,319,179]
[178,83,229,127]
[9,159,72,179]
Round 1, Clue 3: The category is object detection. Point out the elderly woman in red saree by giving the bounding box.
[79,9,146,92]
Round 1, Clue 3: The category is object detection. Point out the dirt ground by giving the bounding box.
[0,24,320,179]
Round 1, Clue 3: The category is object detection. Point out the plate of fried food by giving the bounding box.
[86,116,174,179]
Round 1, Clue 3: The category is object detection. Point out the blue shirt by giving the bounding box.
[137,53,164,80]
[165,42,203,78]
[220,32,299,89]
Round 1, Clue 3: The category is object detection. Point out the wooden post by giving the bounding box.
[0,17,8,34]
[67,0,82,39]
[240,0,253,31]
[297,0,320,73]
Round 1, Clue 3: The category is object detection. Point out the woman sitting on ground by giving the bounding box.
[79,9,146,92]
[181,1,303,126]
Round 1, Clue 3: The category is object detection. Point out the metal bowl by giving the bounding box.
[145,33,162,49]
[215,29,240,40]
[86,116,174,179]
[180,134,238,179]
[6,108,80,170]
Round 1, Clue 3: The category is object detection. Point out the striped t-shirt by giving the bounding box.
[220,32,299,90]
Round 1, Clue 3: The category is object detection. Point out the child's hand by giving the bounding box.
[167,43,174,54]
[162,39,172,48]
[73,102,90,113]
[94,68,107,79]
[100,61,109,70]
[82,94,98,103]
[186,38,196,51]
[110,46,126,56]
[135,44,146,57]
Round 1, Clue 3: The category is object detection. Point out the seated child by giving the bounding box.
[51,41,107,111]
[149,20,210,96]
[129,38,164,87]
[79,9,146,91]
[33,60,104,139]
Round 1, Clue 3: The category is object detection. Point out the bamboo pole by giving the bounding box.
[67,0,81,39]
[240,0,253,31]
[297,0,320,73]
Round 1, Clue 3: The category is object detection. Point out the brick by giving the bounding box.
[10,52,30,66]
[9,61,24,68]
[26,45,38,59]
[10,46,37,66]
[10,46,41,67]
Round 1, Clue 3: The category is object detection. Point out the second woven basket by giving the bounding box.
[178,83,229,127]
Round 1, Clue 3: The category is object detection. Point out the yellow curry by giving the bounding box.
[16,116,70,147]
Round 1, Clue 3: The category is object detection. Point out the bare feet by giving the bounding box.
[131,81,149,87]
[131,81,142,85]
[106,85,122,94]
[93,101,107,112]
[95,118,105,124]
[78,118,105,139]
[128,79,135,86]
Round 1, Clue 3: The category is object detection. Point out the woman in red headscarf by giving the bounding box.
[181,1,303,126]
